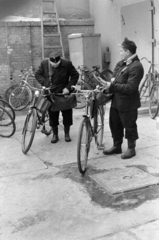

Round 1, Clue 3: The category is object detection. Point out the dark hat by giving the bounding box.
[120,37,137,54]
[49,49,62,63]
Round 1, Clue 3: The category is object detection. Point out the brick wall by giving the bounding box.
[0,19,94,97]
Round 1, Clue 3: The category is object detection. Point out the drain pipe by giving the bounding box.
[151,0,155,70]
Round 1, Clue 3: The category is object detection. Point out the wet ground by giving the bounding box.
[1,106,159,239]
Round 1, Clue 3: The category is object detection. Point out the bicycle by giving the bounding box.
[0,96,16,121]
[76,87,105,174]
[9,67,38,111]
[0,105,16,137]
[75,65,113,109]
[139,57,159,119]
[21,87,53,154]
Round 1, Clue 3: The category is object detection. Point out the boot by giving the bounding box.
[103,139,122,155]
[121,140,136,159]
[51,127,59,143]
[64,126,71,142]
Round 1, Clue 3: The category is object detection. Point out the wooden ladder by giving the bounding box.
[41,0,65,59]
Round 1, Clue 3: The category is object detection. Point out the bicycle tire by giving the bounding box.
[77,117,91,174]
[74,82,92,109]
[149,84,159,119]
[9,86,31,111]
[93,105,104,147]
[0,106,16,137]
[100,69,113,82]
[139,75,149,99]
[0,97,5,118]
[21,108,37,154]
[0,97,16,121]
[5,84,19,102]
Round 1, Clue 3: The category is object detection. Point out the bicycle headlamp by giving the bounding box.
[35,90,40,97]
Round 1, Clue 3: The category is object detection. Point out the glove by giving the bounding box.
[62,88,69,95]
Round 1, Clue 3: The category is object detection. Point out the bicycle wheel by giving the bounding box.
[100,69,113,82]
[0,98,15,121]
[93,105,104,148]
[77,117,91,174]
[5,84,19,102]
[149,84,159,119]
[75,82,92,109]
[0,106,16,137]
[9,86,31,111]
[139,76,149,99]
[21,108,37,154]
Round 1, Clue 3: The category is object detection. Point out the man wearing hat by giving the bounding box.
[35,50,79,143]
[102,37,144,159]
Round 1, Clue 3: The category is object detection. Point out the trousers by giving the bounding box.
[109,107,138,141]
[48,108,73,127]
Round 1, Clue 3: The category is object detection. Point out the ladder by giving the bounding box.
[41,0,65,59]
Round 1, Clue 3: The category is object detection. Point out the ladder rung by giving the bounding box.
[44,33,60,37]
[44,46,62,49]
[43,11,56,14]
[43,22,57,26]
[43,0,54,1]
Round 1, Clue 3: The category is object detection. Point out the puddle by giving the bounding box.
[56,163,159,211]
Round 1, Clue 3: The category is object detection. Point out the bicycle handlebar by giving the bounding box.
[140,57,151,64]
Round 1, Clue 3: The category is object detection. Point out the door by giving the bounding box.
[121,0,153,82]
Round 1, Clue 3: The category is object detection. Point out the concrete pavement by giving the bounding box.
[0,105,159,240]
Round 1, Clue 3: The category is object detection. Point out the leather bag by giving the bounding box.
[51,94,77,112]
[35,95,52,113]
[96,92,113,106]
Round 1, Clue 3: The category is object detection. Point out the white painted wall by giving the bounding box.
[89,0,159,72]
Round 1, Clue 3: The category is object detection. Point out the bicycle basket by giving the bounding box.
[35,95,51,113]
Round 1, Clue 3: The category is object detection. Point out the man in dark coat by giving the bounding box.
[103,37,144,159]
[35,50,79,143]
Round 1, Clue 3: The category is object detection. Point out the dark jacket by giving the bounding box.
[109,56,144,111]
[35,58,79,93]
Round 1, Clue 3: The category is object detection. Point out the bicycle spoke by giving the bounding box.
[94,106,104,148]
[9,86,31,111]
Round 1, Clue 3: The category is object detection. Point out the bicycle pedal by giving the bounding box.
[97,145,105,150]
[41,129,51,136]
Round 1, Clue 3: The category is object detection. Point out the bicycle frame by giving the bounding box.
[78,66,102,89]
[80,90,104,146]
[140,57,158,98]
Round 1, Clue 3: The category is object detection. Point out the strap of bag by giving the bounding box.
[114,60,137,83]
[48,59,52,84]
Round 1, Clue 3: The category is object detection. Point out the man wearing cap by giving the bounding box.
[102,37,144,159]
[35,50,79,143]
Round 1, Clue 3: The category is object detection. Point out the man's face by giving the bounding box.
[49,60,61,68]
[119,47,129,60]
[49,55,61,68]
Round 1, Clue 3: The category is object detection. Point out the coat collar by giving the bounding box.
[124,53,138,65]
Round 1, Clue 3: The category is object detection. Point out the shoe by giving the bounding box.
[64,126,71,142]
[51,134,59,143]
[103,146,122,155]
[51,127,59,144]
[121,148,136,159]
[65,133,71,142]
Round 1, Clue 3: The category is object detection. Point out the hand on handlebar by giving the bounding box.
[62,88,69,95]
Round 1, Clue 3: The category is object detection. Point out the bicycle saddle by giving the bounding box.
[92,65,100,70]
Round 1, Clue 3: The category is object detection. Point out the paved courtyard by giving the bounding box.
[0,106,159,240]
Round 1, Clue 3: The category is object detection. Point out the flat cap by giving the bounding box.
[120,37,137,54]
[49,49,62,58]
